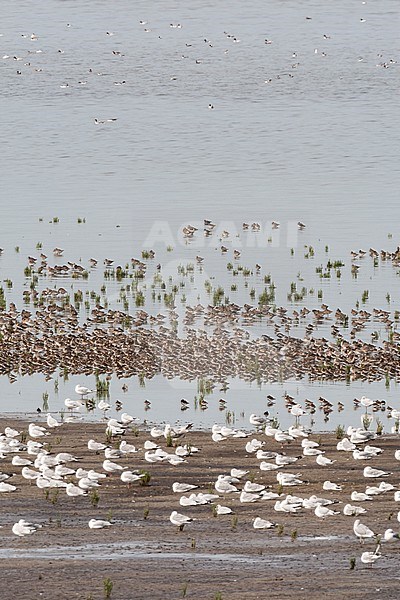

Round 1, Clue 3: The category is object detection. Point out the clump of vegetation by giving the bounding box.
[135,290,145,306]
[385,372,390,388]
[197,377,214,396]
[95,376,110,398]
[270,416,280,429]
[259,285,275,305]
[225,410,235,425]
[335,424,345,440]
[247,471,256,484]
[362,414,372,431]
[44,489,59,505]
[0,287,6,310]
[213,286,225,306]
[42,391,49,411]
[103,578,113,599]
[90,489,100,507]
[361,289,369,303]
[139,470,151,486]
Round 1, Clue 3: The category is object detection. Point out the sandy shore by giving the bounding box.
[0,417,399,600]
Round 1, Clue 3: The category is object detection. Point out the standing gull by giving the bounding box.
[354,519,375,543]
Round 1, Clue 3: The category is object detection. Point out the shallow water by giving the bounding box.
[0,540,264,563]
[0,0,399,430]
[0,536,352,561]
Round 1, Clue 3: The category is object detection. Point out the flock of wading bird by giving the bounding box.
[0,221,400,395]
[1,386,400,569]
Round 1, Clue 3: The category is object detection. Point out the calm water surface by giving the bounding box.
[0,0,399,430]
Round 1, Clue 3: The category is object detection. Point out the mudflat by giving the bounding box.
[0,418,398,600]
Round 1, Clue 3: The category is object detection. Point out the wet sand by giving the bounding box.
[0,418,399,599]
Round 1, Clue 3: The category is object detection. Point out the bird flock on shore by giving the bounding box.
[0,387,399,569]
